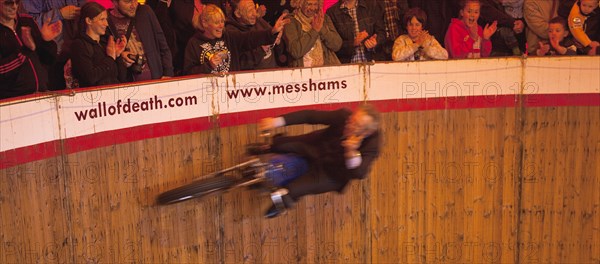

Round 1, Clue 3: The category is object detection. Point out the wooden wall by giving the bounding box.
[1,105,598,263]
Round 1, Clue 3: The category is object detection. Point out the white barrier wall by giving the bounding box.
[1,57,598,168]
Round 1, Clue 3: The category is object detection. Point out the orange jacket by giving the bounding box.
[568,1,593,47]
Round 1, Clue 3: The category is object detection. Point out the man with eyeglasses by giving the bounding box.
[1,0,62,99]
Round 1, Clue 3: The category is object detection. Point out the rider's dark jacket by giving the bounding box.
[271,108,381,193]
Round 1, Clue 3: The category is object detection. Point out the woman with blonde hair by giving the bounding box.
[183,4,290,74]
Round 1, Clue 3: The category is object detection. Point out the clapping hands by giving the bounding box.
[40,17,63,42]
[483,21,498,40]
[106,35,127,60]
[364,34,378,49]
[414,30,431,47]
[311,11,324,32]
[354,30,369,47]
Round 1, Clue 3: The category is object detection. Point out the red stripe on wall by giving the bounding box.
[524,93,600,107]
[0,141,62,169]
[63,116,214,154]
[1,93,598,169]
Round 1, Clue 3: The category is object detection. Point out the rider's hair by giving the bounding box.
[358,104,380,132]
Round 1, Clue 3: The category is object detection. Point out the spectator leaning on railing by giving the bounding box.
[183,4,289,75]
[445,0,497,59]
[392,7,448,61]
[107,0,173,82]
[226,0,287,70]
[70,2,128,88]
[523,0,559,55]
[1,0,61,99]
[536,16,578,56]
[283,0,342,67]
[326,0,387,63]
[566,0,600,55]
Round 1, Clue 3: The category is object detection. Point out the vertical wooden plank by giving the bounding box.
[370,111,400,263]
[500,107,520,263]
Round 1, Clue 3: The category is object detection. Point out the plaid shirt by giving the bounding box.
[383,0,400,40]
[341,2,367,63]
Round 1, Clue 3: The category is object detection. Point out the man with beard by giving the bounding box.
[107,0,173,82]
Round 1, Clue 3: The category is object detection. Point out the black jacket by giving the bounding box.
[146,0,228,75]
[326,0,387,63]
[273,109,381,186]
[70,34,127,88]
[225,14,286,70]
[183,29,276,74]
[0,15,57,99]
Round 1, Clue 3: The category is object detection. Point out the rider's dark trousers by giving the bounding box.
[271,134,349,206]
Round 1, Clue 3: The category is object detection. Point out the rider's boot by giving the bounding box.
[265,188,291,218]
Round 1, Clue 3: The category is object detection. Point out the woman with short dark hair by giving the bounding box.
[392,7,448,61]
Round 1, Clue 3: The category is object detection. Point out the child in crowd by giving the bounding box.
[568,0,600,55]
[445,0,497,58]
[537,16,578,55]
[392,7,448,61]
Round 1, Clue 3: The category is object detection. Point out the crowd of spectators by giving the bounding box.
[1,0,599,99]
